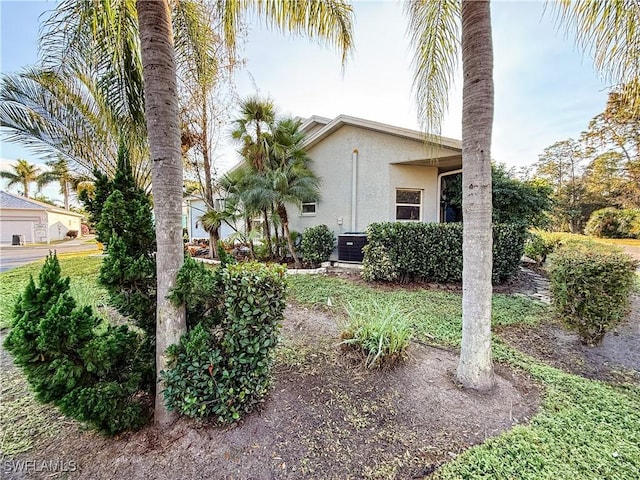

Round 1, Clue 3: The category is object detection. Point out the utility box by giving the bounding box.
[337,233,367,262]
[12,234,25,246]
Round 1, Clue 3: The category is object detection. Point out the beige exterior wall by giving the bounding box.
[46,211,82,241]
[287,125,444,237]
[388,164,439,223]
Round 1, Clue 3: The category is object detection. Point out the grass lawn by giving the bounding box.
[287,275,640,479]
[1,257,638,478]
[0,252,107,330]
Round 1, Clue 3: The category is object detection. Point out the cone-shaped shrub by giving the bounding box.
[3,253,149,435]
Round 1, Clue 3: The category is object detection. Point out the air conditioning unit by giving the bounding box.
[337,233,368,262]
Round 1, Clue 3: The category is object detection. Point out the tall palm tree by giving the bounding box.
[1,159,41,198]
[406,0,640,391]
[136,0,353,427]
[232,96,277,256]
[36,157,79,211]
[406,0,495,391]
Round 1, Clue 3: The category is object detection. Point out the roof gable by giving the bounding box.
[0,191,83,216]
[302,115,461,155]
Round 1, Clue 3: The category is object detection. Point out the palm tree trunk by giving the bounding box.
[137,0,186,428]
[456,0,495,392]
[277,203,300,268]
[262,207,272,258]
[272,205,281,259]
[63,180,70,211]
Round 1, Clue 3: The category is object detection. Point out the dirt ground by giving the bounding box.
[2,268,638,480]
[2,301,539,480]
[497,293,640,384]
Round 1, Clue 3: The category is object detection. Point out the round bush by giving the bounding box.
[585,208,640,239]
[163,262,287,423]
[300,225,335,266]
[548,244,638,345]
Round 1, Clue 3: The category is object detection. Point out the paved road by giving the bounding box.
[0,237,101,273]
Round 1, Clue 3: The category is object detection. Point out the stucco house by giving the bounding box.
[183,195,235,242]
[0,190,83,244]
[286,115,462,237]
[183,114,462,249]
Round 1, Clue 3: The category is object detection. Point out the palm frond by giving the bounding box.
[550,0,640,105]
[404,0,461,135]
[221,0,354,65]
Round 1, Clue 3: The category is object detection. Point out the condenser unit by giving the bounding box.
[337,233,367,262]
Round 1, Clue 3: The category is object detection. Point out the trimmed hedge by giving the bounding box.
[548,244,638,345]
[163,262,287,423]
[362,222,526,284]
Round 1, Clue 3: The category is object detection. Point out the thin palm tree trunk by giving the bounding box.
[137,0,186,428]
[63,180,70,211]
[278,203,300,268]
[262,207,272,258]
[457,0,495,391]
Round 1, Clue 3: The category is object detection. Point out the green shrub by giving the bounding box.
[169,256,224,329]
[362,222,526,284]
[163,262,287,423]
[3,253,148,435]
[340,301,412,369]
[584,207,640,239]
[548,245,638,345]
[523,231,562,265]
[300,225,335,266]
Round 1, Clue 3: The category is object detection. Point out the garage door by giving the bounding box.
[0,216,40,244]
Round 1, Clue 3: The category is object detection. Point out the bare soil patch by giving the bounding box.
[497,293,640,384]
[2,303,539,480]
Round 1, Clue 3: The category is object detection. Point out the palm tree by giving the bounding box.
[0,0,150,190]
[136,0,353,427]
[232,96,277,256]
[406,0,495,391]
[552,0,640,107]
[406,0,640,391]
[36,157,78,210]
[1,159,41,198]
[232,117,320,267]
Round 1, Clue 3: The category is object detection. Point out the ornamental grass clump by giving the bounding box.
[340,301,413,369]
[548,244,638,345]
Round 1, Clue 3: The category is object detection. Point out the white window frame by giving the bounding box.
[395,189,422,222]
[301,201,317,216]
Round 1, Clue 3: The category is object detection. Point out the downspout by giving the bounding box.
[351,149,358,232]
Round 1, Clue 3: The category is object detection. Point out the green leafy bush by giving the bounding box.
[3,253,148,435]
[548,244,638,345]
[362,222,526,284]
[169,256,224,329]
[163,262,287,423]
[523,231,560,265]
[300,225,335,266]
[340,301,412,369]
[584,207,640,239]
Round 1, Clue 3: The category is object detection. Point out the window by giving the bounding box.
[395,189,421,221]
[301,202,317,216]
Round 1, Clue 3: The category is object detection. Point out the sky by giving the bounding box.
[0,0,611,202]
